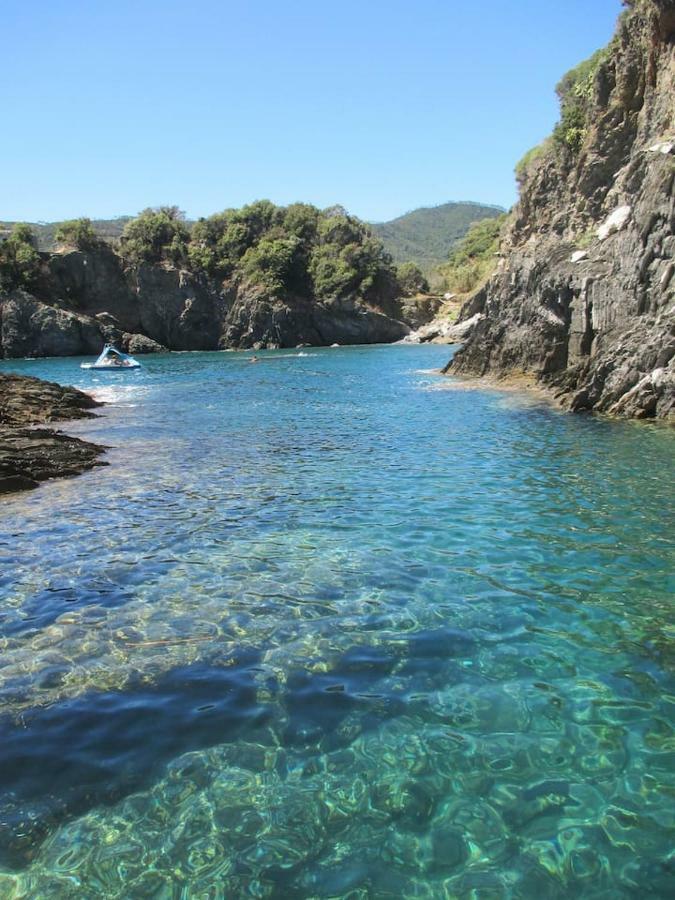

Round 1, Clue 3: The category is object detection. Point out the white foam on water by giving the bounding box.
[88,384,149,405]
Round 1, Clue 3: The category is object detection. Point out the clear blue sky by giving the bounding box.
[4,0,622,223]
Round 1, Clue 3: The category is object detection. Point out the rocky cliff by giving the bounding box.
[0,240,409,358]
[447,0,675,420]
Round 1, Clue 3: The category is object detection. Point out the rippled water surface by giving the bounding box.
[0,345,674,898]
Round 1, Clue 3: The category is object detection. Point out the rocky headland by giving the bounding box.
[0,204,417,357]
[0,374,106,493]
[445,0,675,421]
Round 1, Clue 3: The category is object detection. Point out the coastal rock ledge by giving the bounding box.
[445,0,675,421]
[0,374,106,493]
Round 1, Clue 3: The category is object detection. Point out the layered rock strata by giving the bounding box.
[447,0,675,420]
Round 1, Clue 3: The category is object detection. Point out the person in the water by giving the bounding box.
[249,355,259,363]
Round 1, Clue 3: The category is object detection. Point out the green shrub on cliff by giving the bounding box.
[118,200,400,307]
[240,233,301,293]
[515,139,552,185]
[553,48,608,153]
[54,217,101,250]
[437,215,505,295]
[396,262,429,296]
[282,203,321,243]
[190,213,250,275]
[120,206,190,266]
[0,223,41,290]
[189,201,287,277]
[189,201,397,304]
[309,209,394,302]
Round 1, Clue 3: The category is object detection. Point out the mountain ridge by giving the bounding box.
[370,201,505,274]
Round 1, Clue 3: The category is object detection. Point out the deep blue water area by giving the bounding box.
[0,345,673,898]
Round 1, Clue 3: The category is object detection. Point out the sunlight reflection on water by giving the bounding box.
[0,345,673,897]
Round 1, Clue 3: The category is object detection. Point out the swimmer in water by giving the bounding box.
[249,355,259,363]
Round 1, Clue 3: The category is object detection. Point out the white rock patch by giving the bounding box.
[597,206,631,241]
[647,140,674,155]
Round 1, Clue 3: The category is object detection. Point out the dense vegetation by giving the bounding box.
[0,223,41,290]
[54,217,103,251]
[120,206,190,266]
[117,202,399,304]
[396,262,429,296]
[2,200,511,309]
[371,202,504,275]
[437,215,506,296]
[0,203,401,305]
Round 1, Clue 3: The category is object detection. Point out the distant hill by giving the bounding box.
[0,217,133,251]
[371,201,505,274]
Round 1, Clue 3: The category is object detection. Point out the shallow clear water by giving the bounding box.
[0,344,673,899]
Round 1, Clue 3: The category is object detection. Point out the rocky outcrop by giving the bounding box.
[220,283,409,349]
[447,0,675,421]
[404,312,484,345]
[0,247,409,358]
[0,374,106,493]
[400,295,444,330]
[0,373,100,426]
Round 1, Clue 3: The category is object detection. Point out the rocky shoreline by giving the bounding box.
[0,374,107,493]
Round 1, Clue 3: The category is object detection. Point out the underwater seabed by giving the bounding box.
[0,345,673,897]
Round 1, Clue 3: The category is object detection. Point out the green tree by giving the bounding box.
[0,223,41,289]
[185,201,399,308]
[240,232,301,294]
[189,201,287,277]
[54,217,101,250]
[397,262,429,296]
[190,211,253,276]
[120,206,190,265]
[309,210,395,302]
[282,203,320,242]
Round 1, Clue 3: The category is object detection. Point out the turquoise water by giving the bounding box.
[0,344,673,899]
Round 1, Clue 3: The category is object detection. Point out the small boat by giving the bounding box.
[81,344,141,370]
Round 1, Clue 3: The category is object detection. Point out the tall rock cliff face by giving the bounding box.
[0,247,409,358]
[448,0,675,420]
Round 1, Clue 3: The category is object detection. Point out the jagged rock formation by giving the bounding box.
[447,0,675,420]
[0,374,105,493]
[0,239,410,358]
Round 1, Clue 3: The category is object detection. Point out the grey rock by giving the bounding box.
[404,313,484,345]
[123,333,167,354]
[1,245,409,357]
[0,374,106,494]
[446,0,675,421]
[597,205,631,241]
[400,294,443,329]
[0,291,105,358]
